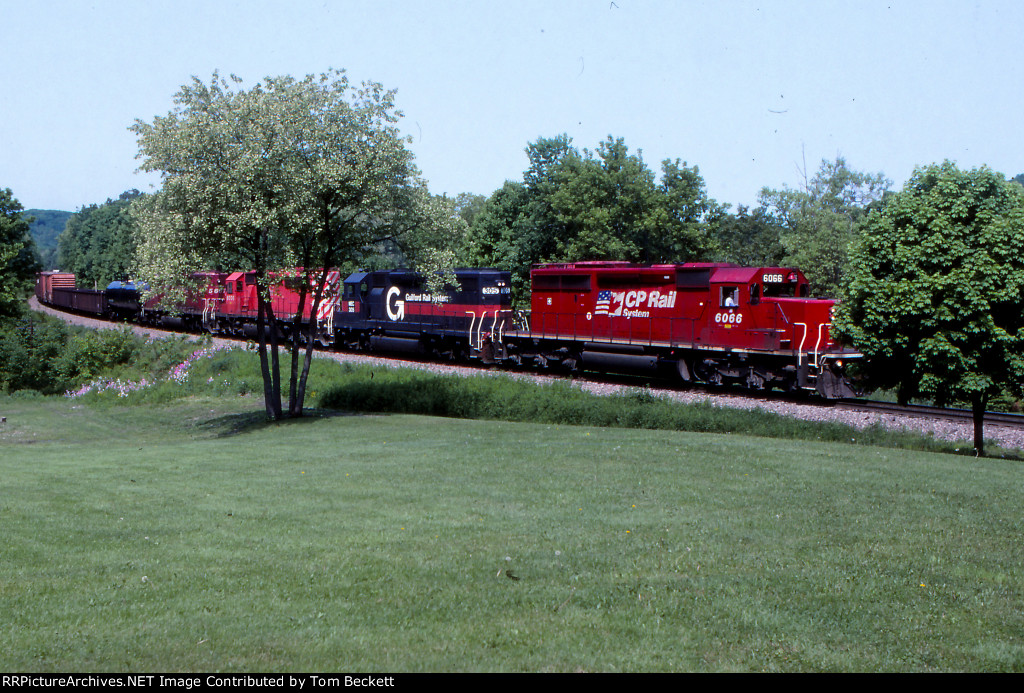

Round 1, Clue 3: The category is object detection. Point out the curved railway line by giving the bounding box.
[835,399,1024,429]
[28,296,1024,452]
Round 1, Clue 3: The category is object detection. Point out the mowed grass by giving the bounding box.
[1,393,1021,672]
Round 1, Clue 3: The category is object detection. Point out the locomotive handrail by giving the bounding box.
[481,309,499,347]
[515,310,530,332]
[465,311,478,348]
[795,322,808,367]
[768,300,793,331]
[813,322,831,368]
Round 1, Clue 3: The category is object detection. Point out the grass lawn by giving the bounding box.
[1,393,1021,672]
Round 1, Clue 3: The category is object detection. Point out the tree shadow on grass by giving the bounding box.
[194,408,381,438]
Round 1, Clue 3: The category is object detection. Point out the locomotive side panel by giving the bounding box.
[519,261,859,394]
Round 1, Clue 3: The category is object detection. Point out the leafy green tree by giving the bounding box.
[708,204,785,266]
[452,192,488,228]
[0,312,70,394]
[547,137,656,261]
[761,157,890,297]
[461,181,535,304]
[26,209,72,270]
[650,157,722,263]
[0,188,41,317]
[834,161,1024,455]
[132,70,455,419]
[57,190,142,287]
[463,134,717,305]
[547,137,715,264]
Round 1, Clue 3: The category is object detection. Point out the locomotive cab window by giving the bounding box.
[720,287,739,307]
[749,283,760,305]
[764,282,796,297]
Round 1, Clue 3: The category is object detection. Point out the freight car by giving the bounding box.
[36,271,106,315]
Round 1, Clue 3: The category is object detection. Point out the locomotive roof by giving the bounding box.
[343,267,508,282]
[532,262,803,283]
[707,266,763,283]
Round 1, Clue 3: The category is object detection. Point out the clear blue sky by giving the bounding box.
[2,0,1022,212]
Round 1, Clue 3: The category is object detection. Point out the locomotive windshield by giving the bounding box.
[761,270,809,298]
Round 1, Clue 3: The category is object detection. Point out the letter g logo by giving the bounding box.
[385,286,405,321]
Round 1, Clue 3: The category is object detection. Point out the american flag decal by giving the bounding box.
[595,290,612,315]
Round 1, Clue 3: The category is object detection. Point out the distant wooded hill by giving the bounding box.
[27,209,71,270]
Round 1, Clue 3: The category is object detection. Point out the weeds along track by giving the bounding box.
[30,296,1024,451]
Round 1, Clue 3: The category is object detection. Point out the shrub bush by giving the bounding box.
[0,311,199,396]
[0,312,70,394]
[316,365,961,454]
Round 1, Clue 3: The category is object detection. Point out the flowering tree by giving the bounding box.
[131,70,462,419]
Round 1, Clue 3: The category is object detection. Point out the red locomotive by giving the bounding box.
[198,269,341,345]
[504,261,858,397]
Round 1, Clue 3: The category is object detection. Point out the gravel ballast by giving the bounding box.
[30,297,1024,452]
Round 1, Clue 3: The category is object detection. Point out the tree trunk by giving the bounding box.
[268,295,282,416]
[287,277,309,417]
[971,392,989,456]
[300,268,331,413]
[256,284,282,420]
[256,294,278,420]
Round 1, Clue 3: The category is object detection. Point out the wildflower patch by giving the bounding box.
[65,344,235,399]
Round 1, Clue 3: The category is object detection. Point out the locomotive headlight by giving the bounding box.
[835,359,843,368]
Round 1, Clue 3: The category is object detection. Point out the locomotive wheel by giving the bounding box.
[745,368,766,390]
[693,359,722,385]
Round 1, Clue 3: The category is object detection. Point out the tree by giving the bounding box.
[760,157,890,297]
[546,136,715,264]
[132,70,451,419]
[461,181,535,305]
[452,192,488,228]
[547,136,657,262]
[0,188,41,317]
[57,190,143,287]
[709,204,785,267]
[26,209,72,270]
[462,134,717,305]
[834,161,1024,455]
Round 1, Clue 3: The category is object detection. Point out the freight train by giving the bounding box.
[36,260,860,398]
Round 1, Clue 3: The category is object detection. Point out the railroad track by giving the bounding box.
[31,296,1024,436]
[835,399,1024,428]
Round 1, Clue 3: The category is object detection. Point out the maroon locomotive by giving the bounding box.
[504,261,859,397]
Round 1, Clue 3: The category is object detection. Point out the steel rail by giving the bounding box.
[835,399,1024,428]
